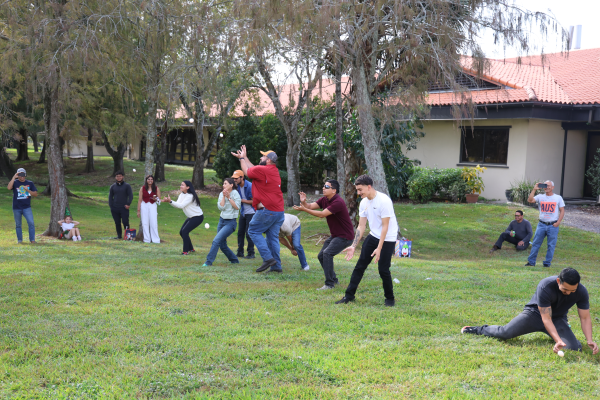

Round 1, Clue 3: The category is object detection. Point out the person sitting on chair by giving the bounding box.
[490,210,532,253]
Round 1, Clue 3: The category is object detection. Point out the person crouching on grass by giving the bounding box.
[58,215,81,241]
[203,178,242,267]
[462,268,598,355]
[162,181,204,255]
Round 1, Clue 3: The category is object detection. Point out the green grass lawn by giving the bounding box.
[1,157,600,398]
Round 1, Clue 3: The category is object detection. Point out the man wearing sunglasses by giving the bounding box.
[490,210,532,253]
[294,179,354,290]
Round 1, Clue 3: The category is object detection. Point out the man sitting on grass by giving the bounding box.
[489,210,532,253]
[462,268,598,355]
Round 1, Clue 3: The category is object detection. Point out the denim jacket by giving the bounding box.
[236,180,253,217]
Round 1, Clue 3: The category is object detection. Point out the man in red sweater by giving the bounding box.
[232,145,285,273]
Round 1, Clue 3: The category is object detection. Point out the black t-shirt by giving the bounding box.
[525,276,589,317]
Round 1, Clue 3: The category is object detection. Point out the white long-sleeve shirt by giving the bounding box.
[169,192,203,218]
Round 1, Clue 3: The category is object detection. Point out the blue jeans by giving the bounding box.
[291,226,308,269]
[205,218,239,265]
[528,222,559,266]
[14,208,35,242]
[248,209,285,271]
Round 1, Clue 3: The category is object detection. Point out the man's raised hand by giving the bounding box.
[299,191,307,203]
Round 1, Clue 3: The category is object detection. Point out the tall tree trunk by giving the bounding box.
[31,131,39,153]
[352,61,390,197]
[285,143,300,207]
[345,149,363,228]
[0,141,16,177]
[154,128,167,182]
[43,85,69,237]
[335,52,345,198]
[38,136,47,163]
[16,128,29,161]
[102,131,125,176]
[84,127,95,173]
[144,62,161,179]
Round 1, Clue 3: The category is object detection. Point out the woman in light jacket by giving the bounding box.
[203,178,241,266]
[162,180,203,255]
[137,175,161,244]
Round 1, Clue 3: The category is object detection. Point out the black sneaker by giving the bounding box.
[384,299,395,307]
[236,253,244,258]
[489,245,500,254]
[256,258,277,272]
[335,297,354,304]
[461,326,478,334]
[543,264,551,268]
[524,262,535,266]
[245,254,256,259]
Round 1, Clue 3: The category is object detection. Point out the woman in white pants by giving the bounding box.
[137,175,161,243]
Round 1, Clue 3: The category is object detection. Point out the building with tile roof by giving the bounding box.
[406,48,600,201]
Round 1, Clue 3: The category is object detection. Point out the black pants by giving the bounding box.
[237,212,255,256]
[477,309,582,351]
[180,215,204,252]
[494,232,530,251]
[345,235,396,301]
[318,236,353,287]
[111,208,130,239]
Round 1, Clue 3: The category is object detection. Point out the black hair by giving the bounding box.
[144,175,157,192]
[115,171,124,176]
[182,180,201,207]
[224,177,238,190]
[326,179,340,194]
[559,268,580,285]
[516,210,524,216]
[354,174,373,187]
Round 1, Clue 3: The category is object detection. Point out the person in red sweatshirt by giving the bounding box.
[231,145,285,273]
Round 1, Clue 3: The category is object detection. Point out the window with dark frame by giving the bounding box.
[460,127,509,165]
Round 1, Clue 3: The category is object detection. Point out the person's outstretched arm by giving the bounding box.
[231,145,255,176]
[527,183,540,203]
[577,308,599,354]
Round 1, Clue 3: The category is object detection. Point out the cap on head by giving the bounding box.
[231,170,244,178]
[17,168,26,177]
[260,150,278,162]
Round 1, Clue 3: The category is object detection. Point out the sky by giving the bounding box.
[477,0,600,59]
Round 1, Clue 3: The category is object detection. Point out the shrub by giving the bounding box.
[460,165,487,194]
[449,180,471,203]
[407,167,437,203]
[407,167,465,203]
[585,148,600,197]
[510,177,542,205]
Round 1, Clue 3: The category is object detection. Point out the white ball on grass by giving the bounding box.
[205,223,210,229]
[133,169,136,172]
[557,350,564,357]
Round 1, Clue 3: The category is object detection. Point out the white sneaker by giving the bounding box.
[72,237,77,241]
[77,236,81,241]
[317,285,334,290]
[302,265,310,271]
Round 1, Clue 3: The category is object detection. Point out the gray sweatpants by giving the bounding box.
[477,308,582,350]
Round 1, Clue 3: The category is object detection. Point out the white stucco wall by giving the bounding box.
[406,119,532,200]
[64,137,112,157]
[524,120,566,195]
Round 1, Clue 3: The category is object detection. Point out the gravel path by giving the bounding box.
[561,205,600,234]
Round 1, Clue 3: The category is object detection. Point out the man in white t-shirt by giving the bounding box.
[526,180,565,268]
[335,175,399,307]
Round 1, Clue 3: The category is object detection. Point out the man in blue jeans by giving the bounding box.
[278,213,309,271]
[7,168,38,243]
[231,145,285,273]
[525,180,565,267]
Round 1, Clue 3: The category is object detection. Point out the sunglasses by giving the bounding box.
[323,185,332,189]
